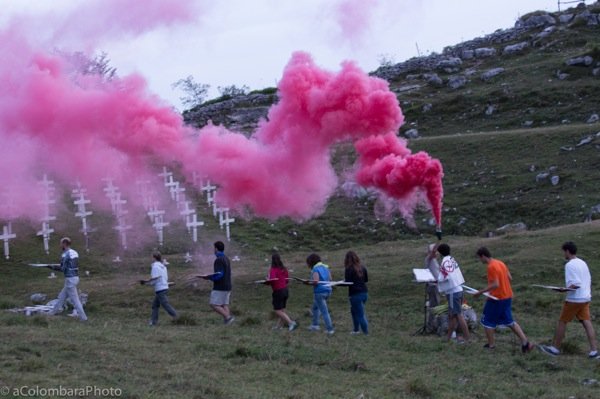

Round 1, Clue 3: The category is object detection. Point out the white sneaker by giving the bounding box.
[326,329,335,336]
[308,325,320,331]
[588,350,599,358]
[288,321,298,331]
[539,345,560,356]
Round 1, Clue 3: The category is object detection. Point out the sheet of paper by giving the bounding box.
[413,268,436,283]
[462,284,499,300]
[322,280,353,287]
[531,284,576,292]
[252,278,279,284]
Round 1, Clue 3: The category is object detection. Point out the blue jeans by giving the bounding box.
[151,290,178,325]
[312,292,333,331]
[349,292,369,334]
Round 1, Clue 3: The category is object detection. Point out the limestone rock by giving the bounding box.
[588,113,600,124]
[559,14,574,24]
[474,47,497,58]
[535,172,549,182]
[461,50,474,60]
[423,73,443,87]
[422,103,433,113]
[566,56,594,67]
[551,175,560,186]
[485,104,496,116]
[516,13,556,29]
[481,67,505,81]
[496,222,527,234]
[436,57,462,70]
[503,41,529,55]
[448,75,467,89]
[30,293,47,304]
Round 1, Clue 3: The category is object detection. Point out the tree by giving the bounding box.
[217,84,250,98]
[172,75,210,109]
[56,50,117,81]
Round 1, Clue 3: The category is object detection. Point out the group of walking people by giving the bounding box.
[141,241,370,336]
[426,239,597,358]
[48,235,596,358]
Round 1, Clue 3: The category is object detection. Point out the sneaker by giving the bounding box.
[148,321,156,327]
[308,325,320,331]
[350,331,361,335]
[539,345,560,356]
[326,330,335,336]
[483,343,495,350]
[224,316,235,325]
[521,342,535,354]
[588,350,599,359]
[288,321,299,332]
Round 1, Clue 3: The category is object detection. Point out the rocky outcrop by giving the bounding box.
[183,92,275,133]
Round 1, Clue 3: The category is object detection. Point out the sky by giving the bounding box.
[1,0,560,110]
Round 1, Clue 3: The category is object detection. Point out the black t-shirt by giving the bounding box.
[345,266,368,296]
[213,255,232,291]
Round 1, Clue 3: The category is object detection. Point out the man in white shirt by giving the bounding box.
[437,244,470,343]
[540,242,598,358]
[141,252,177,326]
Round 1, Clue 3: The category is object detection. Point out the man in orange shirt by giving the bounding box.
[474,247,534,353]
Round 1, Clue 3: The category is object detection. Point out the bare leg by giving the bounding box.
[552,320,568,348]
[447,316,457,340]
[211,304,230,320]
[509,322,528,345]
[581,320,598,352]
[484,327,495,347]
[457,314,470,341]
[275,309,293,325]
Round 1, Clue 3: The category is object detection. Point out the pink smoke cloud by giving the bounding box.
[354,133,444,225]
[0,0,444,231]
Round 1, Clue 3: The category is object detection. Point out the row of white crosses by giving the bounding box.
[0,191,17,259]
[159,167,204,243]
[37,174,56,254]
[102,178,132,250]
[72,182,94,252]
[201,180,235,242]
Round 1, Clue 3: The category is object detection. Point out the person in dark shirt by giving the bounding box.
[265,253,298,331]
[344,251,368,335]
[202,241,234,325]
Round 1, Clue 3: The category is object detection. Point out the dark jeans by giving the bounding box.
[349,292,369,334]
[151,289,177,325]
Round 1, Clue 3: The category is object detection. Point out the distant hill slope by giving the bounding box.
[180,4,600,251]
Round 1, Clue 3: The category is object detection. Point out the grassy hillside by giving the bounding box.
[2,221,600,398]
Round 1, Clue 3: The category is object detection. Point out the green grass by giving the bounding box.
[2,221,600,398]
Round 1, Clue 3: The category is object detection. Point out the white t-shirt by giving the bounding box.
[437,256,465,294]
[565,257,591,303]
[150,261,169,292]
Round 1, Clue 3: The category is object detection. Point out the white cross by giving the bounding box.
[147,206,166,223]
[0,225,16,259]
[112,256,122,263]
[180,201,195,230]
[110,192,127,215]
[74,192,93,237]
[37,221,54,254]
[219,208,235,242]
[114,222,132,250]
[153,220,170,246]
[186,212,204,243]
[184,252,193,263]
[168,180,180,200]
[201,181,217,203]
[172,186,186,205]
[158,167,173,185]
[38,174,55,193]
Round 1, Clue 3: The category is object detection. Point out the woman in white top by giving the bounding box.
[140,252,178,326]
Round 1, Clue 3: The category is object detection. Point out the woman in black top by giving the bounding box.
[344,251,369,335]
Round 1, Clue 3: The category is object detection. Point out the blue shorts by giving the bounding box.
[481,298,514,329]
[446,291,463,315]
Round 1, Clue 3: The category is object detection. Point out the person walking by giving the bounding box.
[266,253,298,331]
[140,251,178,326]
[203,241,234,325]
[48,237,87,321]
[437,244,469,343]
[344,251,369,335]
[473,247,534,353]
[306,253,334,335]
[539,241,598,358]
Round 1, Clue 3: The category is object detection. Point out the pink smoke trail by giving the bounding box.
[334,0,379,45]
[187,52,444,224]
[354,133,444,226]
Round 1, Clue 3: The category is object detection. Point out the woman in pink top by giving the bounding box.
[266,253,298,331]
